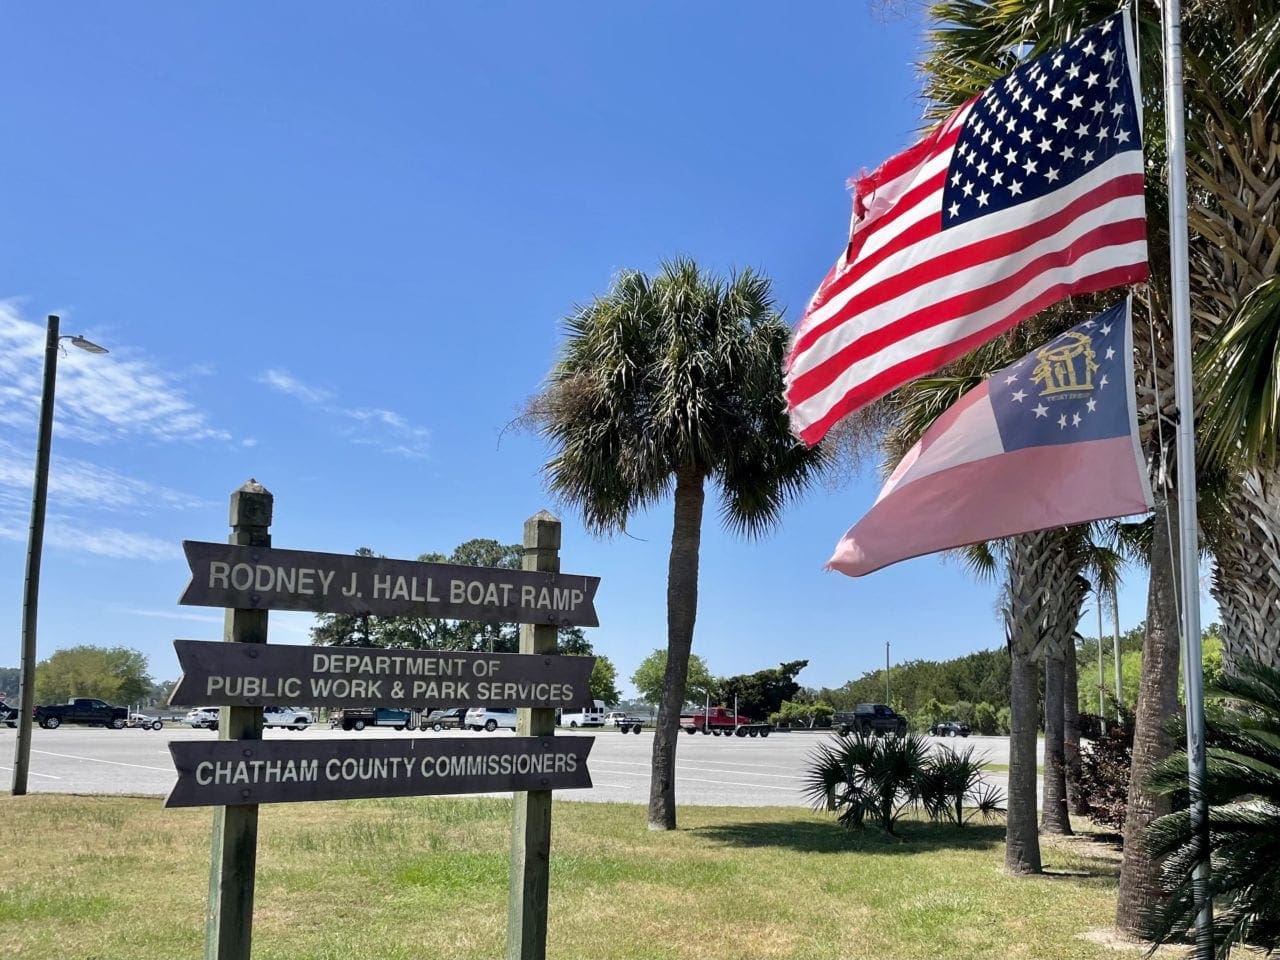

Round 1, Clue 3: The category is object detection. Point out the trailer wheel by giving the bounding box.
[151,719,163,731]
[748,728,759,738]
[736,727,748,737]
[760,729,770,738]
[353,719,366,731]
[684,727,696,735]
[432,722,443,732]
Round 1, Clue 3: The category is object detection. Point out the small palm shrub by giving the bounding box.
[803,733,1005,835]
[1144,659,1280,958]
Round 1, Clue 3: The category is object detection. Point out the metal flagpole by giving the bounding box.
[1097,602,1106,717]
[1161,0,1213,949]
[1111,590,1123,713]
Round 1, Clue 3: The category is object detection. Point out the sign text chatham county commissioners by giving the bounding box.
[179,541,601,626]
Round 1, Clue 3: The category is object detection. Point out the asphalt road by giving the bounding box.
[0,725,1036,807]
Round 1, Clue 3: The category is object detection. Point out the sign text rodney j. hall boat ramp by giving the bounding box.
[179,541,600,626]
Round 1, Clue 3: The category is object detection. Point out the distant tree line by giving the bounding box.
[310,539,621,704]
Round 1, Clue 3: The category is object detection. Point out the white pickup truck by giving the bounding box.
[263,706,313,730]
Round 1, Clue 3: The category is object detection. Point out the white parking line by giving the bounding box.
[33,750,173,772]
[0,765,62,780]
[592,757,805,781]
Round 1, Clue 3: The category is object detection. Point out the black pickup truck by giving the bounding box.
[832,703,908,738]
[0,701,17,728]
[34,697,128,730]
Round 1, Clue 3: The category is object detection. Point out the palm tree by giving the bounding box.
[1145,658,1280,957]
[529,259,826,830]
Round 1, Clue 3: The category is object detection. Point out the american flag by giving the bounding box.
[786,12,1148,446]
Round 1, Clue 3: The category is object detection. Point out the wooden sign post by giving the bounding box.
[508,511,560,960]
[206,479,272,960]
[172,486,599,960]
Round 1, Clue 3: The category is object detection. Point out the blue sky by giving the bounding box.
[0,2,1213,699]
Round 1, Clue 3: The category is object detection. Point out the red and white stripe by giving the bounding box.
[785,104,1147,446]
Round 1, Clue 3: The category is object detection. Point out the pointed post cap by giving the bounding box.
[230,478,273,529]
[523,510,561,550]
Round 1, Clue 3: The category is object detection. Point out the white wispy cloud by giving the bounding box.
[258,366,431,459]
[107,606,224,625]
[0,515,180,561]
[0,439,211,513]
[0,301,231,445]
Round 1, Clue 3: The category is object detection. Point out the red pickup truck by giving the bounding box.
[679,706,772,738]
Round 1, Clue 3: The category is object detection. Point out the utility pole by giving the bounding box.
[1097,602,1105,718]
[885,641,891,704]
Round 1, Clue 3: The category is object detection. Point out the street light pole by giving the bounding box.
[885,641,891,704]
[11,316,107,796]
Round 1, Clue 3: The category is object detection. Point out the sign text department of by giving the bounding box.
[179,541,601,627]
[169,639,596,709]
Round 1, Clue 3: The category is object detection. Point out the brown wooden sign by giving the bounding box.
[178,541,601,627]
[166,735,595,808]
[168,639,596,709]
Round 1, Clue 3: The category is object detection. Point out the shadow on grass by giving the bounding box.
[691,818,1007,855]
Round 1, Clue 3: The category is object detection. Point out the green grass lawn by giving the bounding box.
[0,794,1135,960]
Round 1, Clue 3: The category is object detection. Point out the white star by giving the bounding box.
[1021,95,1033,111]
[1005,373,1019,384]
[1084,320,1096,328]
[1111,102,1126,116]
[1012,389,1027,402]
[1060,145,1075,161]
[1005,115,1018,132]
[1004,147,1018,164]
[1107,76,1120,92]
[1091,100,1105,115]
[1076,121,1091,137]
[1100,323,1112,335]
[1072,413,1082,427]
[1086,398,1098,412]
[962,180,974,197]
[981,128,992,144]
[1053,53,1065,68]
[1102,48,1116,64]
[1053,115,1069,132]
[1038,137,1053,153]
[991,169,1005,185]
[1019,127,1032,144]
[1105,346,1116,360]
[1033,403,1049,418]
[977,190,990,207]
[1022,157,1038,175]
[948,202,961,218]
[976,159,989,176]
[992,137,1004,153]
[1034,105,1048,123]
[1083,41,1096,57]
[1050,84,1064,101]
[1058,414,1068,429]
[1069,94,1085,110]
[1067,62,1081,80]
[1046,167,1060,183]
[1101,18,1114,34]
[951,170,963,186]
[1099,374,1109,388]
[965,150,976,165]
[1083,148,1096,164]
[1036,73,1048,90]
[1116,128,1132,144]
[1009,179,1023,195]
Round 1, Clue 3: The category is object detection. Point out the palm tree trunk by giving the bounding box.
[1007,646,1042,873]
[1211,466,1280,674]
[647,465,705,831]
[1064,638,1087,816]
[1003,532,1058,874]
[1041,651,1073,835]
[1115,495,1183,938]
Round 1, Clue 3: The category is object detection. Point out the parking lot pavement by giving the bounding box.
[0,727,1026,807]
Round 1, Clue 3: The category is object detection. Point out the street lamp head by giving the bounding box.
[68,336,108,355]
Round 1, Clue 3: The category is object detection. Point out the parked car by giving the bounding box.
[0,701,17,728]
[465,707,517,732]
[263,706,314,730]
[931,720,971,738]
[186,707,220,729]
[127,713,164,731]
[425,707,468,731]
[832,703,908,738]
[34,697,128,730]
